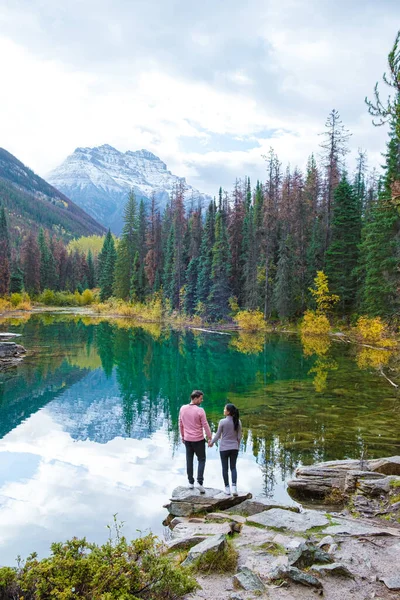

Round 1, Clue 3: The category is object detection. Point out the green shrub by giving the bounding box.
[0,529,197,600]
[10,293,23,307]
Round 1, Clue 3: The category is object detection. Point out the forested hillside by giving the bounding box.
[0,148,106,244]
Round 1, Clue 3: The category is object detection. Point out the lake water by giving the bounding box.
[0,313,398,565]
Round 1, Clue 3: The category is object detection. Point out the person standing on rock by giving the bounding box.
[209,403,242,496]
[179,390,212,494]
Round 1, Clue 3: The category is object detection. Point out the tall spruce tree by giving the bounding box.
[22,232,40,295]
[326,174,361,313]
[360,31,400,316]
[208,205,231,321]
[99,230,117,302]
[87,249,95,288]
[273,233,298,319]
[114,191,138,299]
[184,208,202,315]
[0,206,11,296]
[320,109,351,250]
[197,200,216,306]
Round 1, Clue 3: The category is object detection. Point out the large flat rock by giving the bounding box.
[288,456,400,499]
[224,498,299,516]
[248,508,330,532]
[165,486,252,516]
[324,518,400,537]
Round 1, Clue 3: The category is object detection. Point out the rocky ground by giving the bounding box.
[164,460,400,600]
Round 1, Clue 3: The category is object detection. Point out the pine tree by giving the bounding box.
[326,175,361,313]
[0,206,11,296]
[114,191,138,299]
[145,193,162,293]
[196,200,216,306]
[87,249,95,288]
[360,31,400,316]
[21,232,40,295]
[273,234,298,319]
[262,148,281,318]
[320,109,351,249]
[228,180,246,302]
[208,206,231,321]
[99,230,117,302]
[184,208,202,315]
[38,228,56,291]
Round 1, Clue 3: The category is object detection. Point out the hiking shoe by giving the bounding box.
[224,485,231,495]
[232,485,238,496]
[196,483,205,494]
[188,483,194,489]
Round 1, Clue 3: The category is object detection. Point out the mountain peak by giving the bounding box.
[47,145,211,234]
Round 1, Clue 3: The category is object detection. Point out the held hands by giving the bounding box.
[208,440,213,448]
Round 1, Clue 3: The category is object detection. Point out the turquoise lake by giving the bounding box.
[0,313,398,565]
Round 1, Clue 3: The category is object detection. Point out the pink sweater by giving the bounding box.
[179,404,212,442]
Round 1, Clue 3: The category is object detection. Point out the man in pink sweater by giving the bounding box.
[179,390,212,493]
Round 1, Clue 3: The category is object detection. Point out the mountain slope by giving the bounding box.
[47,144,212,234]
[0,148,106,241]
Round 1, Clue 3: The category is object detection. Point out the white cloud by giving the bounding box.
[0,0,396,194]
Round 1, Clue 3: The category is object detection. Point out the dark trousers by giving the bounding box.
[220,449,239,486]
[185,439,206,485]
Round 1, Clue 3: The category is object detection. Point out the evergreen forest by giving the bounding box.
[1,34,400,324]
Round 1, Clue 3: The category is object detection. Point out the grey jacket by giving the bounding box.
[211,415,242,451]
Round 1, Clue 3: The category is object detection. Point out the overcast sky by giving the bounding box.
[0,0,398,195]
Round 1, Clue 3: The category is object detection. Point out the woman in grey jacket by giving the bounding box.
[209,403,242,496]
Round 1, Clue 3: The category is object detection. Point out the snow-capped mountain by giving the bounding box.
[47,144,211,234]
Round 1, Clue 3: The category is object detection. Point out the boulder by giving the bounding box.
[0,342,26,358]
[206,513,246,524]
[368,456,400,476]
[232,567,265,592]
[248,508,330,532]
[167,535,208,551]
[324,518,400,537]
[165,487,252,517]
[288,456,400,499]
[181,533,227,567]
[269,565,323,589]
[224,498,299,517]
[357,476,391,496]
[380,576,400,590]
[311,563,353,577]
[287,542,332,569]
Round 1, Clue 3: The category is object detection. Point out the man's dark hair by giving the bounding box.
[190,390,204,400]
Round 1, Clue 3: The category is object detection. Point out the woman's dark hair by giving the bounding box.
[225,403,240,431]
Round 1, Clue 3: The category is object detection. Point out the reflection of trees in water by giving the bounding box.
[300,334,338,392]
[2,315,398,495]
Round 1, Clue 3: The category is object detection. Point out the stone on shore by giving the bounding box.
[181,533,227,567]
[311,563,354,578]
[269,565,323,589]
[287,542,332,569]
[232,567,265,592]
[379,576,400,590]
[167,535,208,551]
[287,455,400,499]
[224,498,299,517]
[248,508,330,532]
[165,487,252,517]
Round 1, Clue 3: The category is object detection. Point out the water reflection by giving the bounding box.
[0,314,398,564]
